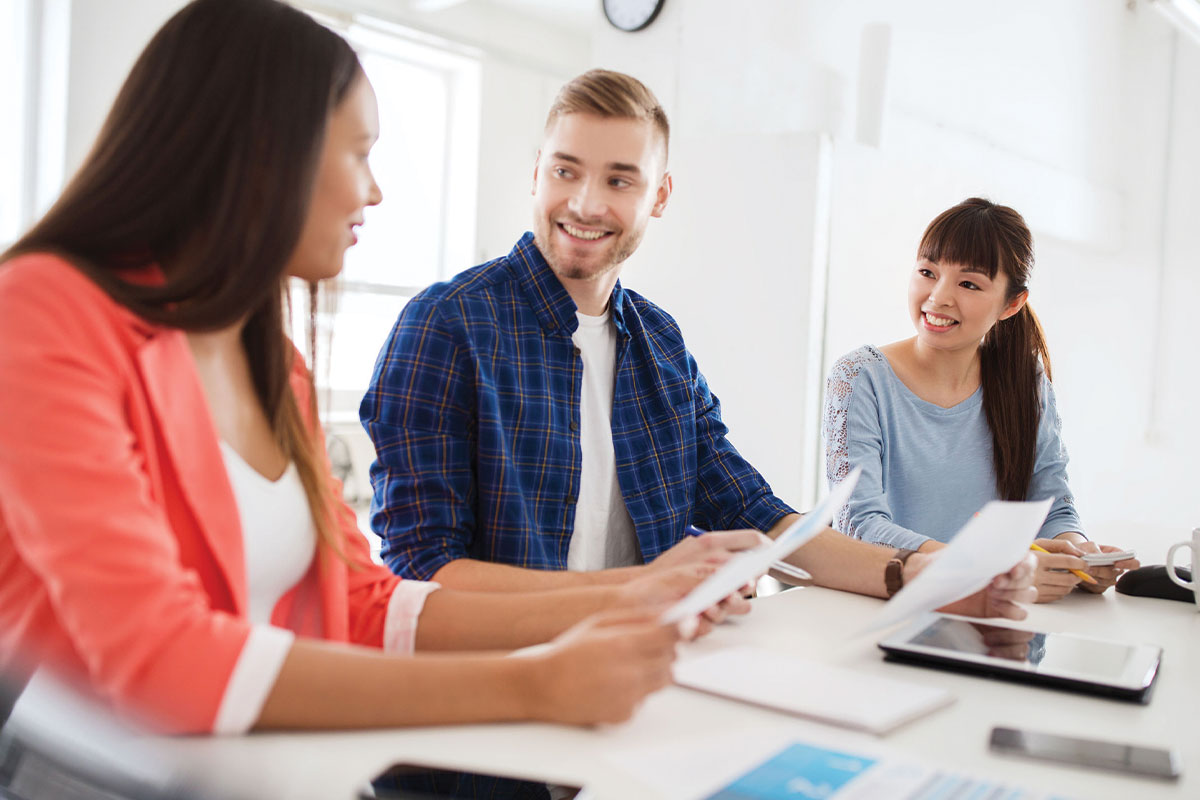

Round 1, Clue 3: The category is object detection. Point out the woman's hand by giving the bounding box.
[1071,541,1141,593]
[527,610,680,725]
[936,554,1038,619]
[1030,537,1088,602]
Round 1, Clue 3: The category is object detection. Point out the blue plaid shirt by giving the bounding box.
[361,233,795,580]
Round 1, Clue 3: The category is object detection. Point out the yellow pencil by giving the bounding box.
[1029,542,1097,584]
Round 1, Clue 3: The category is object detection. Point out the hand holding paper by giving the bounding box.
[863,498,1052,634]
[660,467,862,626]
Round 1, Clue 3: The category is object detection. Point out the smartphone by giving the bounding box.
[1081,550,1136,566]
[361,763,585,799]
[989,726,1180,779]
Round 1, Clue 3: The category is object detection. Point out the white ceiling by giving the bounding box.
[443,0,600,34]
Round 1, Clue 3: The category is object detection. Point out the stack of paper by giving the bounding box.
[673,646,953,735]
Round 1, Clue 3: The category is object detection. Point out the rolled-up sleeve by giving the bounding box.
[212,626,294,735]
[383,581,441,653]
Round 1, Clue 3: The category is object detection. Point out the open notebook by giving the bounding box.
[673,645,953,735]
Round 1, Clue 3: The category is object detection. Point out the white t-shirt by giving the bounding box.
[566,310,642,571]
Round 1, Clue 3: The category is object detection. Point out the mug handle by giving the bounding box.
[1166,542,1196,589]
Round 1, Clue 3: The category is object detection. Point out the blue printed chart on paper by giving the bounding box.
[704,741,1072,800]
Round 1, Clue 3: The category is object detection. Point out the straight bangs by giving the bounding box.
[917,206,1004,281]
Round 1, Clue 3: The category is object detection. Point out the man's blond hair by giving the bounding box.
[545,69,670,163]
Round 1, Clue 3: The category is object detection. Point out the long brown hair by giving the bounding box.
[2,0,360,551]
[917,198,1051,501]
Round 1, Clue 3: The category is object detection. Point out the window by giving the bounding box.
[1,0,68,249]
[294,10,482,424]
[1,0,31,245]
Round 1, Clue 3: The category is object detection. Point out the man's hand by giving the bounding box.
[617,563,752,640]
[648,529,770,572]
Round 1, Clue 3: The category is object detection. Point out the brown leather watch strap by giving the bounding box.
[885,548,918,598]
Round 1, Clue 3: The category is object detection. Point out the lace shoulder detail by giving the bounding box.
[823,346,884,535]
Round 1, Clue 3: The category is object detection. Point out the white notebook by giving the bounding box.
[673,646,954,735]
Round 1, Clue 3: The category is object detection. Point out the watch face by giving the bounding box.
[602,0,665,32]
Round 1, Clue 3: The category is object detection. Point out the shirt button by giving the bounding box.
[569,421,579,431]
[573,346,582,357]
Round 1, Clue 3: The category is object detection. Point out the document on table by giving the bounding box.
[659,467,862,626]
[701,740,1071,800]
[673,645,953,735]
[862,497,1053,634]
[608,731,1071,800]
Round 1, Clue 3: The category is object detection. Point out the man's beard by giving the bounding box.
[535,218,645,282]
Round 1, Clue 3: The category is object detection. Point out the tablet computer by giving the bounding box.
[877,614,1162,703]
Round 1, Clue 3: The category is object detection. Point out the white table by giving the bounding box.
[163,549,1200,800]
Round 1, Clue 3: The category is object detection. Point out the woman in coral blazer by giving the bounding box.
[0,0,712,735]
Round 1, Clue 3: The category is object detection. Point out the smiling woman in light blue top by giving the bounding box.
[824,198,1140,603]
[825,345,1078,546]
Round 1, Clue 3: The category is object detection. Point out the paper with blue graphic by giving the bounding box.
[705,742,874,800]
[703,740,1073,800]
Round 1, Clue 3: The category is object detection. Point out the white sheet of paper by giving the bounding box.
[659,467,861,625]
[861,497,1052,634]
[673,645,954,735]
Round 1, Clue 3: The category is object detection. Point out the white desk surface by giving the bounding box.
[161,546,1200,800]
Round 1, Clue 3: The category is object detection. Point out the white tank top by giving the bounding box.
[219,442,317,624]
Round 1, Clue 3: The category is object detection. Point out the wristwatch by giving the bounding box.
[885,548,918,598]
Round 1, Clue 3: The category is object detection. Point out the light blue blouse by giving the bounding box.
[823,345,1082,550]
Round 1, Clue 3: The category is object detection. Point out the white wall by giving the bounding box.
[62,0,180,178]
[589,1,1200,540]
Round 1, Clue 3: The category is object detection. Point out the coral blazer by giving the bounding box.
[0,254,401,733]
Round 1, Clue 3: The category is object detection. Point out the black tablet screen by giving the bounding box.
[906,618,1132,680]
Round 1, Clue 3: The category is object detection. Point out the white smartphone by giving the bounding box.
[989,726,1180,779]
[1081,550,1136,566]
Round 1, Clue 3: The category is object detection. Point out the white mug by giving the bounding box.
[1166,527,1200,610]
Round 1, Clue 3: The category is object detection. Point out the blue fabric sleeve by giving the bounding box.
[1029,375,1084,539]
[689,354,795,534]
[823,356,931,551]
[360,297,477,580]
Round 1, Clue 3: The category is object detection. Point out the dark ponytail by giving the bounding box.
[980,303,1052,500]
[918,198,1050,500]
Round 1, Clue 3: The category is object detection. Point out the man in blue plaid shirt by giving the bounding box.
[361,69,1035,615]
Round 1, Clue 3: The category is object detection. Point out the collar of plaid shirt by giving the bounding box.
[508,232,631,338]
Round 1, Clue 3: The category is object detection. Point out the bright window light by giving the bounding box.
[1151,0,1200,46]
[293,10,482,415]
[0,0,30,246]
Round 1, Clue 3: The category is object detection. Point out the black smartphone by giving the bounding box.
[361,763,584,799]
[989,726,1180,779]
